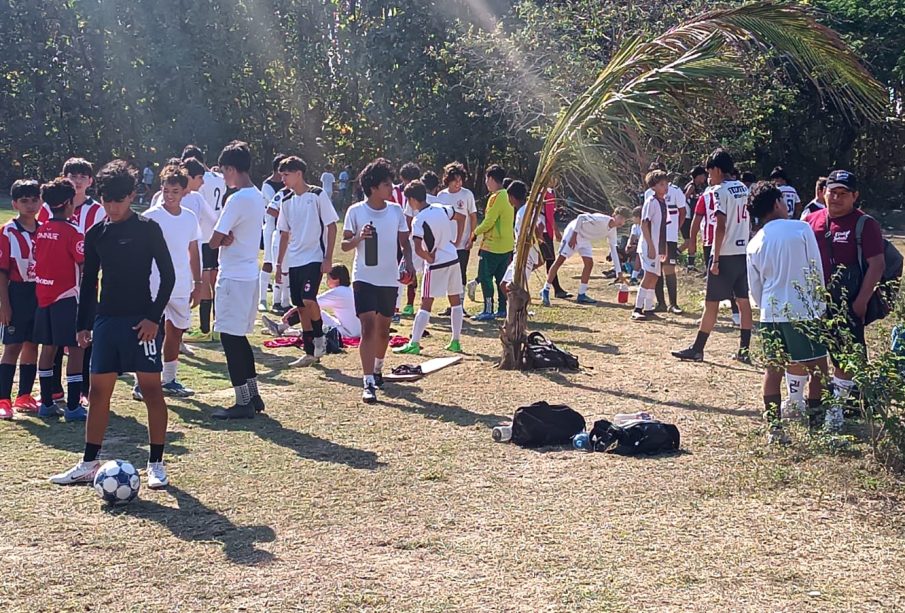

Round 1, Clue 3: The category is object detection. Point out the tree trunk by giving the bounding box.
[500,284,530,370]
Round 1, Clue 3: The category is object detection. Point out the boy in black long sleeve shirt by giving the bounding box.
[50,161,177,489]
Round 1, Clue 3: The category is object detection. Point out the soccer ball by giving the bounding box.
[93,459,140,505]
[398,260,415,286]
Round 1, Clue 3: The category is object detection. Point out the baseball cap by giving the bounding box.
[826,170,858,192]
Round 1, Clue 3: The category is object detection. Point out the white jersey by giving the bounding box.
[436,187,477,250]
[261,180,284,217]
[709,179,750,256]
[180,191,218,244]
[213,187,266,281]
[644,183,684,242]
[514,203,545,243]
[320,172,336,197]
[143,205,201,299]
[317,284,360,338]
[343,201,409,287]
[275,187,339,268]
[779,185,801,218]
[746,219,825,322]
[412,204,458,269]
[639,195,666,258]
[198,171,227,240]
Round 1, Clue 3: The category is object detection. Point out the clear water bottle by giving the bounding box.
[572,431,591,451]
[364,222,378,266]
[492,424,512,442]
[613,411,653,426]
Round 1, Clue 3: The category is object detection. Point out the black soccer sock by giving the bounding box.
[17,363,37,398]
[149,443,165,464]
[692,331,710,353]
[0,363,15,400]
[740,328,752,351]
[287,310,301,327]
[666,273,678,307]
[220,333,256,387]
[52,347,64,394]
[302,330,315,356]
[763,394,782,424]
[83,442,102,463]
[730,297,739,315]
[81,346,92,397]
[655,276,666,306]
[200,299,213,334]
[38,369,55,407]
[687,253,695,268]
[311,318,324,338]
[66,375,83,411]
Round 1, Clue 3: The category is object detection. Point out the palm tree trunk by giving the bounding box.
[500,284,530,370]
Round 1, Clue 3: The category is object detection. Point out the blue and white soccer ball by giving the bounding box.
[93,459,140,505]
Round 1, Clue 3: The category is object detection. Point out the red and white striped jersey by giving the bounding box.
[0,219,39,283]
[37,197,106,234]
[694,192,719,247]
[33,219,84,307]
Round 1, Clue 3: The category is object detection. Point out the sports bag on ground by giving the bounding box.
[511,401,586,447]
[589,419,680,455]
[523,332,579,370]
[325,327,343,354]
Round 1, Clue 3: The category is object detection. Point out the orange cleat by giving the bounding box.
[13,394,39,413]
[0,399,13,420]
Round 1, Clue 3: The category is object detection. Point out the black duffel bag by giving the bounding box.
[523,332,579,370]
[511,401,586,447]
[589,419,680,455]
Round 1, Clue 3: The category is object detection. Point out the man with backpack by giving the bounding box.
[805,170,892,431]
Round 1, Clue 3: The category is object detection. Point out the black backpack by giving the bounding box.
[855,214,903,324]
[589,419,680,455]
[325,327,343,354]
[511,401,586,448]
[523,332,579,370]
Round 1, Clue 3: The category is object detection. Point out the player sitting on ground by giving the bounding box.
[631,171,669,321]
[262,264,361,340]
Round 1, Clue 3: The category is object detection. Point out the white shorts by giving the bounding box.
[558,225,593,259]
[213,277,259,336]
[262,226,277,265]
[641,253,662,276]
[422,263,464,299]
[163,296,192,331]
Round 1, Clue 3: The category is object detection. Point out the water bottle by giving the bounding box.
[572,431,591,451]
[617,283,630,304]
[364,221,378,266]
[492,424,512,442]
[613,411,653,426]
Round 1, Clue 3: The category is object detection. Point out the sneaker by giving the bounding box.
[64,406,88,422]
[495,309,507,318]
[186,330,212,342]
[824,405,845,433]
[0,399,12,420]
[733,350,752,365]
[631,310,648,322]
[146,461,169,489]
[445,339,462,353]
[362,384,378,404]
[642,310,661,320]
[290,354,319,367]
[313,336,326,358]
[401,304,414,316]
[576,294,597,305]
[554,290,573,299]
[373,372,384,389]
[258,300,268,313]
[393,342,421,355]
[668,305,684,315]
[38,403,63,417]
[781,399,805,421]
[261,315,285,336]
[179,341,195,357]
[211,403,256,420]
[52,391,64,403]
[132,384,144,402]
[653,303,668,313]
[49,460,100,485]
[732,312,741,327]
[466,279,478,302]
[473,311,496,322]
[13,394,39,413]
[271,304,287,315]
[540,288,551,307]
[672,346,704,362]
[767,425,791,446]
[162,380,195,397]
[251,394,266,413]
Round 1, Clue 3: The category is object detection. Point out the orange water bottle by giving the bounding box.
[617,282,629,304]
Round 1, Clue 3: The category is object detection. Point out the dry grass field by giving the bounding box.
[1,204,904,612]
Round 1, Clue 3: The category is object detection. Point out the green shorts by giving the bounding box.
[759,321,827,364]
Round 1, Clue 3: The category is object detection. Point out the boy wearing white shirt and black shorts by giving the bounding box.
[208,142,267,419]
[342,159,415,404]
[274,156,339,367]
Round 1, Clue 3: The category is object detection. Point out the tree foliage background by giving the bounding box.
[0,0,902,203]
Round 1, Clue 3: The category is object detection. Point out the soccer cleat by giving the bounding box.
[162,380,195,397]
[146,461,169,490]
[186,330,212,342]
[733,350,752,365]
[445,339,462,353]
[401,304,414,316]
[576,294,597,305]
[731,312,741,327]
[64,406,88,422]
[631,310,648,322]
[781,399,805,421]
[52,391,65,403]
[132,384,144,402]
[393,342,421,355]
[767,426,791,446]
[466,279,478,302]
[495,309,507,318]
[49,460,100,485]
[261,315,285,336]
[362,384,378,404]
[554,290,573,299]
[13,394,39,413]
[373,372,384,389]
[290,354,319,367]
[0,399,12,420]
[540,288,551,307]
[270,304,287,315]
[179,341,195,357]
[642,310,661,320]
[38,403,63,418]
[672,346,704,362]
[653,303,668,313]
[251,395,266,413]
[211,403,256,420]
[313,336,326,359]
[668,305,684,315]
[439,307,452,316]
[824,406,845,433]
[472,311,496,322]
[258,300,268,313]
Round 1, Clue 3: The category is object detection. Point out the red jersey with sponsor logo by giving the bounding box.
[694,192,719,246]
[0,219,40,283]
[33,219,85,307]
[806,208,884,283]
[37,197,105,234]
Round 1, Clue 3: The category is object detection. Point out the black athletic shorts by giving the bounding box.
[289,262,323,305]
[1,282,37,345]
[705,253,748,302]
[457,249,471,285]
[540,233,556,262]
[202,243,219,270]
[681,217,692,240]
[33,296,78,347]
[353,281,397,318]
[90,315,163,374]
[666,241,679,266]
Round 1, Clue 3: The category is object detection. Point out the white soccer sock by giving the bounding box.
[451,305,464,340]
[272,282,283,306]
[634,288,646,310]
[162,360,178,384]
[484,298,493,314]
[785,373,808,403]
[259,271,269,302]
[832,375,855,400]
[411,310,430,343]
[374,357,385,374]
[281,283,291,307]
[644,288,656,311]
[396,285,405,309]
[363,374,375,387]
[578,283,589,295]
